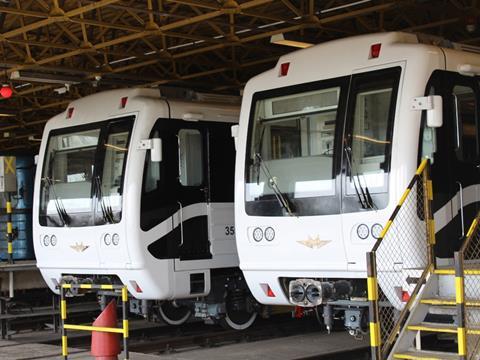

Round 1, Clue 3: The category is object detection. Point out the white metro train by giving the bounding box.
[33,88,259,329]
[234,32,480,334]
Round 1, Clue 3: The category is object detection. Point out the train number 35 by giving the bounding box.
[225,226,235,236]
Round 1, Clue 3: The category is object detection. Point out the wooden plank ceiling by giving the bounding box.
[0,0,477,150]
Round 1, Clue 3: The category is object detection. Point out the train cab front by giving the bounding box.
[31,109,168,300]
[234,46,402,316]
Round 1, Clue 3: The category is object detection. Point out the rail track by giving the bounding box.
[127,315,321,354]
[40,312,371,359]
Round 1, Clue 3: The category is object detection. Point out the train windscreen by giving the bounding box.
[39,116,134,227]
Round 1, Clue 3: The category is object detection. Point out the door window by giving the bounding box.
[178,129,204,186]
[346,68,400,198]
[453,85,479,162]
[141,121,206,231]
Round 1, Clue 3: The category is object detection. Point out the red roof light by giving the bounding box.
[370,43,382,59]
[120,96,128,109]
[280,62,290,77]
[66,107,74,119]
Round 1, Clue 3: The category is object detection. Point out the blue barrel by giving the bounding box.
[0,156,35,260]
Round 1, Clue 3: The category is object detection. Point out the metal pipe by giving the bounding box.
[457,181,465,237]
[8,271,13,299]
[6,192,13,264]
[122,287,129,360]
[60,286,68,360]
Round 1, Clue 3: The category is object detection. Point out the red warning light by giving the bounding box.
[120,96,128,109]
[130,280,143,293]
[370,43,382,59]
[66,107,74,119]
[0,85,12,99]
[401,290,410,303]
[280,62,290,77]
[260,283,276,297]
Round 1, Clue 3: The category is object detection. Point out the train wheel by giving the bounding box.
[219,297,257,330]
[158,301,191,325]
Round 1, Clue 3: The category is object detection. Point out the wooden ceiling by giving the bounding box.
[0,0,478,150]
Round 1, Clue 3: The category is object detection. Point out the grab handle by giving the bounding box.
[456,181,465,238]
[177,201,184,246]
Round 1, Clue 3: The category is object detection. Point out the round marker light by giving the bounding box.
[112,233,120,246]
[43,235,50,246]
[253,227,263,242]
[104,233,111,246]
[264,227,275,241]
[371,224,383,239]
[356,224,369,240]
[50,235,57,246]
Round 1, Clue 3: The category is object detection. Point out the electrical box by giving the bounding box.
[0,157,16,193]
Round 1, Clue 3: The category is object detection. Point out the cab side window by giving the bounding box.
[453,85,479,163]
[141,121,206,231]
[178,129,204,187]
[143,129,161,193]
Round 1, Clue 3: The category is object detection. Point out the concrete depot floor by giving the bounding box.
[0,331,368,360]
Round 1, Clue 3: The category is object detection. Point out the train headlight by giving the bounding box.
[289,281,306,304]
[252,227,263,242]
[43,235,50,247]
[290,279,334,307]
[305,284,322,305]
[103,233,111,246]
[264,227,275,241]
[50,235,57,246]
[112,233,120,246]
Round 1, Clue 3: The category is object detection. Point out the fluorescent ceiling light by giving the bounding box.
[10,70,80,85]
[320,0,372,14]
[271,34,313,48]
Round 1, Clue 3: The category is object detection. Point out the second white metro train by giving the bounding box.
[234,32,480,334]
[33,88,259,329]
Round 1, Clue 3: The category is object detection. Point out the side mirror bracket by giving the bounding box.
[411,95,443,128]
[137,138,162,162]
[231,124,239,151]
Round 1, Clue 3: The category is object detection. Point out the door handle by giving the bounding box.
[456,181,465,238]
[177,201,184,246]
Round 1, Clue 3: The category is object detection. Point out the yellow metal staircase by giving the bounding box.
[390,261,480,360]
[367,159,480,360]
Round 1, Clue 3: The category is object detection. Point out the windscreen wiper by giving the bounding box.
[44,177,70,226]
[94,176,114,224]
[343,147,371,209]
[254,123,267,185]
[254,153,295,216]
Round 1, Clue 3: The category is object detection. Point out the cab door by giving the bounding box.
[341,66,402,269]
[174,124,212,263]
[142,119,212,265]
[428,71,480,257]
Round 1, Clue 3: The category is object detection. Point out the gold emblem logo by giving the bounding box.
[297,235,331,249]
[70,242,89,253]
